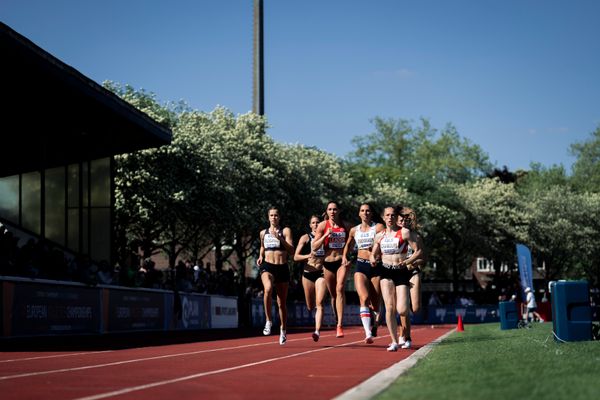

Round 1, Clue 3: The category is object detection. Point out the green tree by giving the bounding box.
[570,126,600,193]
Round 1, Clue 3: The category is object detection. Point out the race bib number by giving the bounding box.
[264,233,281,250]
[380,237,401,255]
[355,231,375,250]
[328,231,346,249]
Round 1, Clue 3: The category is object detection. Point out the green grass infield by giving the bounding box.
[376,322,600,400]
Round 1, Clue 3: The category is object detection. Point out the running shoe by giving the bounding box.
[279,332,287,345]
[263,320,272,336]
[401,340,412,349]
[364,335,374,344]
[312,331,320,342]
[398,336,406,346]
[387,342,398,352]
[336,326,344,338]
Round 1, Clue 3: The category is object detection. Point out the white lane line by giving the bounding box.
[0,332,345,380]
[333,328,455,400]
[73,338,367,400]
[0,351,114,363]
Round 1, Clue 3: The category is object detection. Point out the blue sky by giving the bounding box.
[3,0,599,171]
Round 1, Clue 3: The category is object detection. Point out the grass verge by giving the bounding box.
[376,323,600,400]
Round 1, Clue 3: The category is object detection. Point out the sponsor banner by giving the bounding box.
[211,296,238,328]
[516,244,534,299]
[426,305,500,324]
[106,288,165,332]
[10,281,101,336]
[177,293,211,330]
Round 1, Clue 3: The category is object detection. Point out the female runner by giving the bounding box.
[312,201,349,338]
[396,205,426,349]
[294,215,328,341]
[370,206,411,351]
[342,203,384,343]
[257,207,294,345]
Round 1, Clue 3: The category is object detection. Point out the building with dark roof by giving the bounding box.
[0,22,171,265]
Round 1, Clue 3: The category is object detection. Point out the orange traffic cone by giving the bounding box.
[457,314,464,332]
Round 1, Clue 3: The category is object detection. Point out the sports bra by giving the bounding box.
[354,223,377,250]
[379,229,408,255]
[263,229,282,251]
[323,220,346,250]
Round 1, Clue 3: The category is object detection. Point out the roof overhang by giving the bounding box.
[1,22,172,177]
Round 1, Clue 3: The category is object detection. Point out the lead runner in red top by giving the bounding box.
[312,201,350,338]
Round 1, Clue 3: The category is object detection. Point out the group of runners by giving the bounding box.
[256,201,426,351]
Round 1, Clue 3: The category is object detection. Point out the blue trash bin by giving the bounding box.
[499,301,518,330]
[550,281,592,342]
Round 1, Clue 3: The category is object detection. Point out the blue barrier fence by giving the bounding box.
[1,277,237,338]
[250,298,500,328]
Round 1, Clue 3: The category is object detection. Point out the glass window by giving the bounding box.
[22,171,41,234]
[82,162,89,207]
[91,158,110,207]
[68,209,79,251]
[68,164,79,208]
[91,207,110,263]
[82,208,89,254]
[0,175,19,223]
[45,166,65,246]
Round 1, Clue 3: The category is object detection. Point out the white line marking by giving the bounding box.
[0,332,342,380]
[0,351,113,363]
[73,339,367,400]
[333,328,456,400]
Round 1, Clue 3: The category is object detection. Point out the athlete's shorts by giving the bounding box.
[354,258,375,279]
[380,263,411,286]
[323,259,342,273]
[410,266,421,278]
[303,270,324,283]
[260,262,290,283]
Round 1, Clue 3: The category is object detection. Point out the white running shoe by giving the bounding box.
[387,343,398,352]
[398,336,406,345]
[401,340,412,349]
[279,331,287,345]
[263,320,272,336]
[312,331,320,342]
[364,335,374,344]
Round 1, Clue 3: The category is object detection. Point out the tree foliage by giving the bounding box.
[107,84,600,290]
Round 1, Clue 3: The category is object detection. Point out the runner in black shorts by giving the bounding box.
[312,201,350,338]
[294,215,328,341]
[342,203,384,343]
[257,207,294,345]
[395,205,426,350]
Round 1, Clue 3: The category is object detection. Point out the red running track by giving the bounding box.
[0,325,453,400]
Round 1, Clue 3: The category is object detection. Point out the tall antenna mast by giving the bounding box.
[253,0,264,115]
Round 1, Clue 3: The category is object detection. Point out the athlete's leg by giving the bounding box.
[381,278,399,346]
[302,276,316,312]
[323,267,337,324]
[370,275,382,326]
[410,272,421,314]
[397,284,411,348]
[275,281,289,331]
[335,263,349,332]
[314,277,328,338]
[355,271,372,338]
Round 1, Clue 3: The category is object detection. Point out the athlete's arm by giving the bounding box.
[312,221,330,251]
[257,230,265,265]
[280,227,295,255]
[294,234,311,262]
[342,226,356,266]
